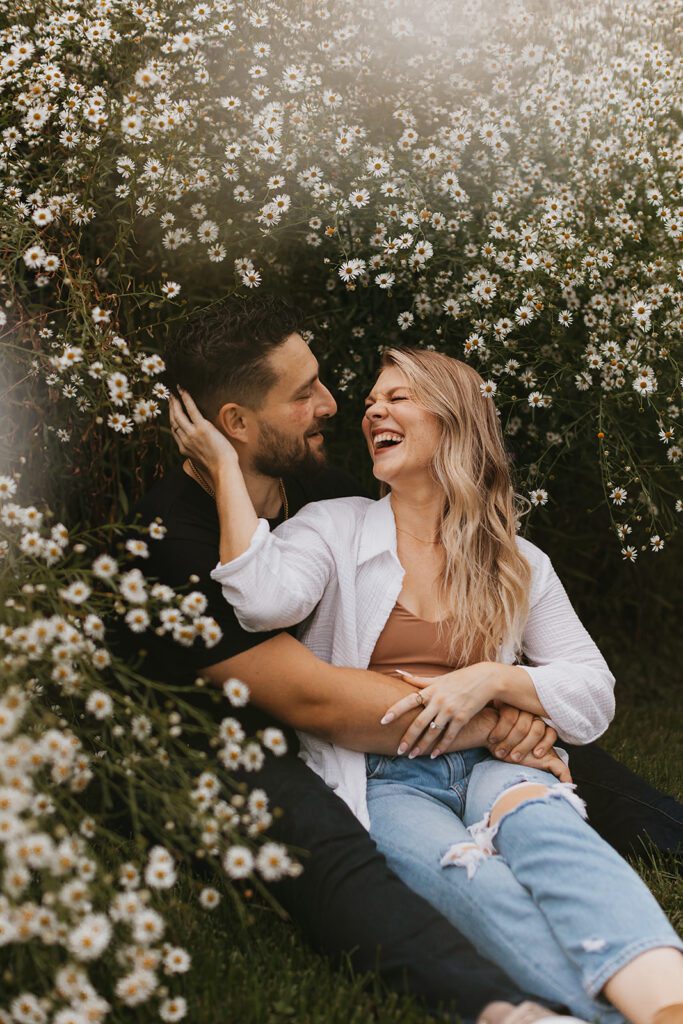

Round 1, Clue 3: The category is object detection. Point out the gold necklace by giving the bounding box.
[279,478,289,520]
[390,494,439,544]
[396,526,440,545]
[187,459,289,521]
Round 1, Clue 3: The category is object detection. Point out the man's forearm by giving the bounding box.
[203,634,435,748]
[204,634,498,754]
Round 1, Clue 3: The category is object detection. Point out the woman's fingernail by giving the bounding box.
[534,747,544,757]
[430,749,441,760]
[496,748,507,758]
[380,713,394,725]
[397,743,407,755]
[511,752,521,761]
[408,748,420,759]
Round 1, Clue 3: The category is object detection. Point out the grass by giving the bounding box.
[159,910,437,1024]
[148,683,682,1024]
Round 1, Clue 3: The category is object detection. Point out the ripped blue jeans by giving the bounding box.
[366,748,682,1023]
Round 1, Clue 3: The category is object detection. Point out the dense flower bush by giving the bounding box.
[1,0,682,1015]
[2,0,682,545]
[0,482,297,1017]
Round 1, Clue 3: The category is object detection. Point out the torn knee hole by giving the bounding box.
[440,841,491,879]
[452,842,478,854]
[489,780,588,829]
[489,782,551,828]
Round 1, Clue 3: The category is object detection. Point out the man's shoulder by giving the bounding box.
[132,466,215,536]
[286,462,369,509]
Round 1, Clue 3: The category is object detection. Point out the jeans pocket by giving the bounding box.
[366,753,387,780]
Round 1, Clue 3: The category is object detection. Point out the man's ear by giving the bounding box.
[216,402,252,444]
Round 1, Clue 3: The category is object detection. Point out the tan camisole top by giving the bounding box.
[369,601,454,678]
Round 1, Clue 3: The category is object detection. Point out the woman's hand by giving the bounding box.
[381,662,503,758]
[168,387,238,485]
[170,387,258,565]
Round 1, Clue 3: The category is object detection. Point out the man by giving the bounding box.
[122,296,681,1023]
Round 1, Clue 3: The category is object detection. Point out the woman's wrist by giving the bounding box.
[479,661,511,701]
[485,661,546,717]
[213,452,241,488]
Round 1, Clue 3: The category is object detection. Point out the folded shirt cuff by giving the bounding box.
[210,518,271,581]
[522,662,607,745]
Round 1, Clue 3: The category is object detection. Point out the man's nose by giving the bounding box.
[316,382,337,419]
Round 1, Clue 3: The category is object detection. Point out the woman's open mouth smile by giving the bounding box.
[372,430,405,455]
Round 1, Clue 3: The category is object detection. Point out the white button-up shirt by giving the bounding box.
[211,494,615,828]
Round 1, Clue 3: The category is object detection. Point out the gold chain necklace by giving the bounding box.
[390,493,439,544]
[396,526,440,545]
[188,458,289,521]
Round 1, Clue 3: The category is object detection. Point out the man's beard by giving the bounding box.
[251,419,327,478]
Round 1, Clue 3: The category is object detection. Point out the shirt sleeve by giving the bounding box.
[210,503,336,632]
[520,545,616,745]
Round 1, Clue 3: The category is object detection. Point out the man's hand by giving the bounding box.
[486,701,557,763]
[509,747,572,784]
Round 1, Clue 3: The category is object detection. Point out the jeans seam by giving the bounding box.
[446,754,468,816]
[445,753,461,789]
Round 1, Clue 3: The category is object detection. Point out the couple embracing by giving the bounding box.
[128,296,682,1024]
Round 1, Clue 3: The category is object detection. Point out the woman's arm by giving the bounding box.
[511,542,615,745]
[210,508,337,630]
[168,389,335,630]
[379,661,546,759]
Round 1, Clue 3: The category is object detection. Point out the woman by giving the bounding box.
[169,348,683,1024]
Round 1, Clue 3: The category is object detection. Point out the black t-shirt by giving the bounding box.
[114,463,365,733]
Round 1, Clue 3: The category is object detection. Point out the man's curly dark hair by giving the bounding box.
[163,295,303,418]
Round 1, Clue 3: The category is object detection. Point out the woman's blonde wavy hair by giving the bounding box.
[379,347,531,668]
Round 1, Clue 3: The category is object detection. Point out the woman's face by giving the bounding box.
[362,365,441,486]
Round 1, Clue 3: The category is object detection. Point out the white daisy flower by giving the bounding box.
[223,845,254,879]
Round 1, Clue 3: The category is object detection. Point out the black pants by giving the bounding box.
[240,744,682,1021]
[566,742,683,859]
